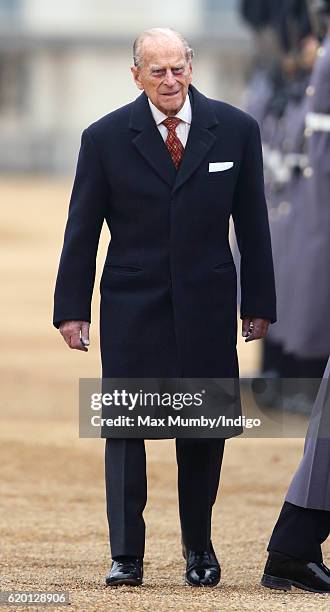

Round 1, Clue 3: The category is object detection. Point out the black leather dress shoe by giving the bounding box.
[105,557,143,587]
[183,541,221,587]
[261,551,330,593]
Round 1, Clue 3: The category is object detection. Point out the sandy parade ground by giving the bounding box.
[0,178,329,611]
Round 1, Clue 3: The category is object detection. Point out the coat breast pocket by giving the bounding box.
[208,168,235,182]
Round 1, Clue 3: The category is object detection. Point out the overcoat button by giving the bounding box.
[306,85,315,97]
[303,166,314,178]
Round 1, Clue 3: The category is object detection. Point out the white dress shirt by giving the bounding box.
[148,95,192,147]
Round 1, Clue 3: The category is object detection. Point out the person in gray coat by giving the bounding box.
[261,356,330,592]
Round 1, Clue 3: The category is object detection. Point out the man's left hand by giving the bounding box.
[242,317,270,342]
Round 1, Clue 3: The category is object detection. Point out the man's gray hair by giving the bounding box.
[133,27,194,68]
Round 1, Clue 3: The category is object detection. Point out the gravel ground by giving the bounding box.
[1,427,329,611]
[0,179,329,611]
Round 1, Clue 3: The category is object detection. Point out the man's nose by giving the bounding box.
[163,69,176,87]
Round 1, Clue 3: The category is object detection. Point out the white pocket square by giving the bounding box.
[209,161,234,172]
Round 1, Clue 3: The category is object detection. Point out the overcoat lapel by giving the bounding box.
[129,85,219,191]
[129,92,177,186]
[173,85,219,192]
[173,123,217,193]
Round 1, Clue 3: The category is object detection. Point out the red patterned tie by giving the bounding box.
[162,117,184,169]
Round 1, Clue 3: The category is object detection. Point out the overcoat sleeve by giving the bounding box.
[232,118,277,323]
[53,128,109,328]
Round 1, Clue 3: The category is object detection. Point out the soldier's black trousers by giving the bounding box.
[105,438,225,558]
[268,501,330,563]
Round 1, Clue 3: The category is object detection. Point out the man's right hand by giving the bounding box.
[59,320,90,352]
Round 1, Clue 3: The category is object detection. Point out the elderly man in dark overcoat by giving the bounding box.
[53,28,276,587]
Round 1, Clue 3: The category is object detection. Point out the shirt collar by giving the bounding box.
[148,94,192,126]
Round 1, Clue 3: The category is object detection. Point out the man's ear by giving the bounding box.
[131,66,144,91]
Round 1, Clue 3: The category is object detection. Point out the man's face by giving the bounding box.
[131,37,192,116]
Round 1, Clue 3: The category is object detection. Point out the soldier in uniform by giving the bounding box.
[260,48,315,392]
[268,36,326,410]
[283,2,330,368]
[262,356,330,592]
[241,0,322,384]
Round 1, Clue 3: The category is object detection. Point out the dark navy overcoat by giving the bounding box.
[53,85,276,378]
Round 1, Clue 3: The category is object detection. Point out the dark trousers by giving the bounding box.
[105,437,225,558]
[268,501,330,563]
